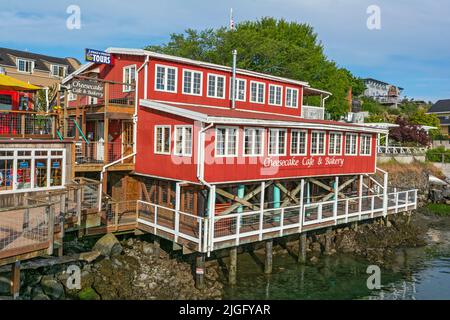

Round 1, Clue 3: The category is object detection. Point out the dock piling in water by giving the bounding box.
[229,247,237,286]
[298,233,307,264]
[265,240,273,274]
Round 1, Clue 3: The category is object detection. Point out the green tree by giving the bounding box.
[146,17,363,119]
[409,107,441,137]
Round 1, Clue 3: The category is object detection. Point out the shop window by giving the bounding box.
[0,159,13,191]
[35,159,48,188]
[50,159,62,186]
[17,159,32,189]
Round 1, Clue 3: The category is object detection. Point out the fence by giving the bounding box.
[0,110,56,138]
[378,146,428,155]
[75,140,133,164]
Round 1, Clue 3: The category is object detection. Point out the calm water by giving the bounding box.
[223,239,450,300]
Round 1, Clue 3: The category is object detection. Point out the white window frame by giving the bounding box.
[215,126,239,157]
[154,64,178,93]
[286,87,299,108]
[67,91,77,102]
[360,134,372,156]
[17,58,34,73]
[345,133,358,156]
[291,129,308,156]
[268,128,287,156]
[243,127,265,157]
[207,73,226,99]
[250,81,266,104]
[154,125,171,155]
[182,68,203,96]
[268,84,283,106]
[174,125,193,157]
[123,64,136,92]
[328,132,343,156]
[229,77,247,102]
[50,64,67,78]
[310,130,326,156]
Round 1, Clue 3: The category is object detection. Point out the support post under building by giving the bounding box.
[264,240,273,274]
[229,247,237,286]
[298,233,307,264]
[195,253,206,290]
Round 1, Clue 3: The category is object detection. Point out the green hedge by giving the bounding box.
[426,147,450,163]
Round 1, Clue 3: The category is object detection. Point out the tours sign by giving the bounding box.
[69,79,104,99]
[85,48,114,65]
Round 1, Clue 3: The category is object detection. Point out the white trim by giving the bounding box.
[154,64,178,93]
[206,73,226,99]
[243,127,265,157]
[123,64,137,92]
[215,126,239,157]
[345,132,358,156]
[310,130,326,156]
[16,58,34,74]
[229,77,247,102]
[174,125,193,157]
[328,131,343,156]
[268,128,287,156]
[360,134,372,156]
[154,125,171,155]
[286,87,299,108]
[290,129,308,156]
[50,63,68,78]
[182,68,203,96]
[250,80,266,104]
[268,84,283,106]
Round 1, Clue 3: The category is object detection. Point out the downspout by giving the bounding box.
[97,55,149,211]
[231,49,237,109]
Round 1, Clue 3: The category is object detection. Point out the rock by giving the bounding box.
[310,242,322,254]
[430,189,444,203]
[93,234,123,257]
[310,256,319,263]
[78,287,100,300]
[41,278,65,300]
[80,250,102,263]
[32,293,50,300]
[142,242,154,255]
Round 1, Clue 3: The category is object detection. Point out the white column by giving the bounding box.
[175,182,181,242]
[259,181,265,241]
[299,179,305,232]
[333,177,339,219]
[383,171,389,216]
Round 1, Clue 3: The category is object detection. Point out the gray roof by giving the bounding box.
[429,99,450,113]
[363,78,404,91]
[0,47,79,73]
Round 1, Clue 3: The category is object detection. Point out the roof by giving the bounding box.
[437,116,450,126]
[428,99,450,114]
[363,78,404,91]
[0,47,78,73]
[62,47,332,96]
[140,100,387,134]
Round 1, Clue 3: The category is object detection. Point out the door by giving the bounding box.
[122,121,133,163]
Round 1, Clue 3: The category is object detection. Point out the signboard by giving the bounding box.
[263,156,345,169]
[69,79,104,99]
[85,48,113,65]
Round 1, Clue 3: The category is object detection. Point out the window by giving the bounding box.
[243,128,264,156]
[207,74,225,98]
[88,96,98,105]
[360,134,372,156]
[268,129,287,156]
[68,91,77,102]
[154,126,171,155]
[291,130,307,156]
[311,131,326,155]
[230,78,246,101]
[268,84,283,106]
[286,87,299,108]
[328,132,343,155]
[0,94,13,109]
[345,133,358,155]
[250,81,265,104]
[123,65,136,92]
[183,69,202,96]
[51,64,67,78]
[17,58,34,73]
[155,65,177,92]
[215,127,238,157]
[174,126,193,156]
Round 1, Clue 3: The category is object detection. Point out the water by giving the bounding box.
[223,236,450,300]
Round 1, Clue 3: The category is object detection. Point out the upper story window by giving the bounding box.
[345,133,358,155]
[155,64,177,93]
[207,74,226,99]
[183,69,202,96]
[230,78,246,102]
[268,84,283,106]
[291,130,308,156]
[88,96,98,105]
[250,81,265,104]
[360,134,372,156]
[123,65,136,92]
[154,125,171,155]
[244,127,264,156]
[328,132,343,155]
[311,131,326,155]
[216,127,238,157]
[174,126,193,156]
[67,91,77,102]
[268,129,287,156]
[17,58,34,73]
[51,64,67,78]
[286,87,299,108]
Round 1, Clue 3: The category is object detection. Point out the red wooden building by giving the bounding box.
[64,48,417,255]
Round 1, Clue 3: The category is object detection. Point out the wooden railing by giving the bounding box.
[0,110,57,139]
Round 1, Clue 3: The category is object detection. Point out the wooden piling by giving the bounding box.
[229,247,237,286]
[324,227,332,254]
[264,239,273,274]
[298,233,307,264]
[154,237,160,259]
[10,261,21,299]
[195,253,206,290]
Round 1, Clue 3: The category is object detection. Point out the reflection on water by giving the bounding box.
[223,244,450,300]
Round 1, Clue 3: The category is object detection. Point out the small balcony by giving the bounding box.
[0,110,57,139]
[301,105,325,120]
[74,140,134,171]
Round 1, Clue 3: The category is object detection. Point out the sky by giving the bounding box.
[1,0,449,102]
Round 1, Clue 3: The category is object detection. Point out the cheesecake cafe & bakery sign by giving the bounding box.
[263,156,345,169]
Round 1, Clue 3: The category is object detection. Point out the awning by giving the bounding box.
[0,74,41,91]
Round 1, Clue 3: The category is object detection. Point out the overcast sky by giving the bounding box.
[1,0,449,102]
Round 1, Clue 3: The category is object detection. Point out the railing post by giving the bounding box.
[299,179,305,232]
[359,175,363,213]
[21,113,25,138]
[114,202,119,231]
[333,177,339,221]
[76,187,82,227]
[175,182,181,242]
[383,170,389,217]
[318,204,323,222]
[154,206,158,234]
[345,199,349,224]
[279,208,285,237]
[46,205,55,255]
[371,196,375,218]
[259,181,265,241]
[236,214,241,246]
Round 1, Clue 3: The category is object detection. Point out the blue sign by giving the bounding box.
[85,48,113,65]
[19,161,29,168]
[52,161,60,168]
[36,162,46,168]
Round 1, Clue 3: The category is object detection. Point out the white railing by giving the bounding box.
[378,146,428,155]
[301,105,325,120]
